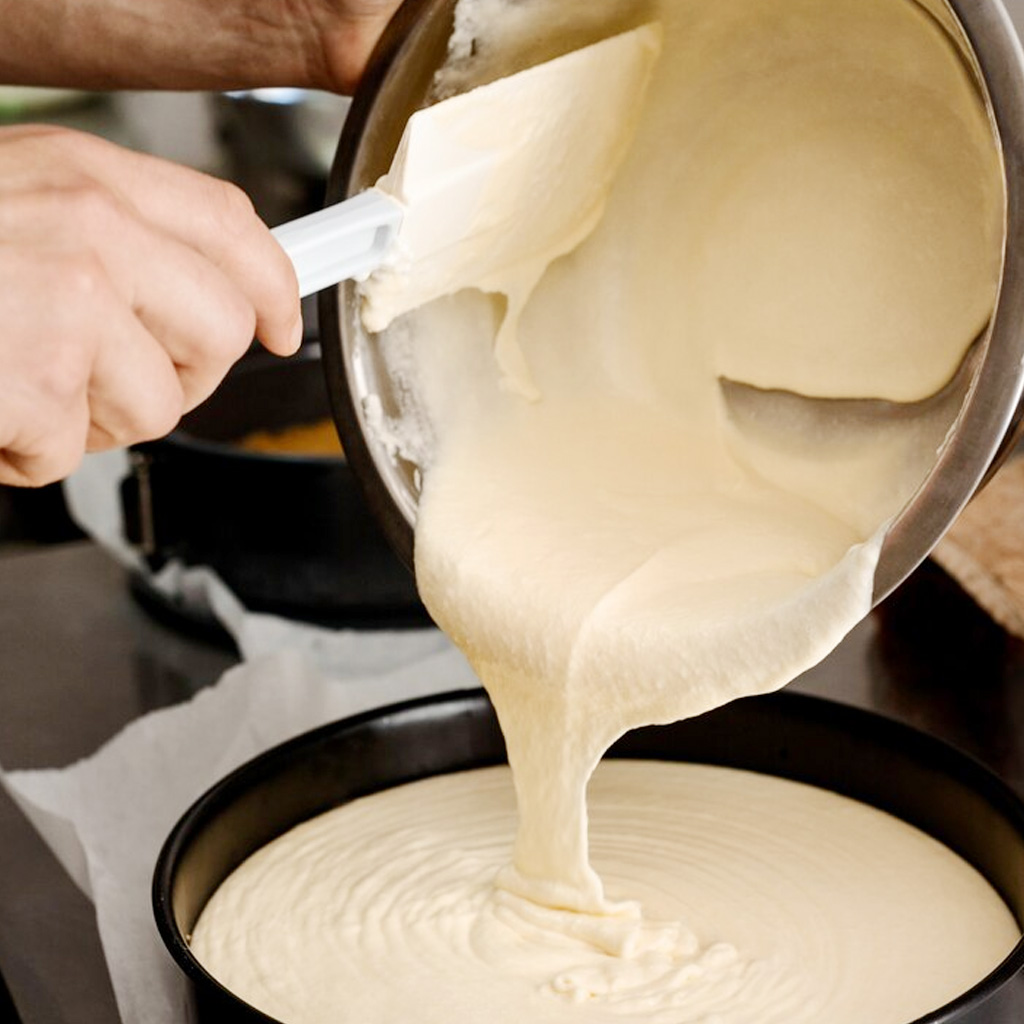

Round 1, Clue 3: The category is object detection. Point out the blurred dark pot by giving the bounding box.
[120,347,428,631]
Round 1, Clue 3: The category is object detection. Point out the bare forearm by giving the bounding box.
[0,0,398,93]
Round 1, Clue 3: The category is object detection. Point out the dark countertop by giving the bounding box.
[0,540,1022,1023]
[0,542,237,1024]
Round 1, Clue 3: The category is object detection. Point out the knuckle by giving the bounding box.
[4,123,72,155]
[7,126,111,182]
[38,355,90,407]
[34,125,109,164]
[62,180,124,232]
[263,268,300,322]
[34,339,93,407]
[218,297,258,355]
[132,379,185,441]
[208,179,258,236]
[0,182,124,245]
[17,253,106,404]
[187,287,257,369]
[58,249,108,306]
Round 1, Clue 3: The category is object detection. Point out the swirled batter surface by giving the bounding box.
[191,762,1018,1023]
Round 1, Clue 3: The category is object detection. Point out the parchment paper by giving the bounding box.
[0,451,480,1023]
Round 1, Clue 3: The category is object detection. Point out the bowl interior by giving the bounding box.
[318,0,1024,593]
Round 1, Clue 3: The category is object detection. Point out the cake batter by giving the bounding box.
[191,762,1019,1023]
[191,0,1015,1019]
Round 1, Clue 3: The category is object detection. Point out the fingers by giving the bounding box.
[117,225,258,412]
[0,246,183,486]
[85,315,185,452]
[0,125,305,487]
[0,178,265,411]
[36,129,303,356]
[0,412,90,488]
[0,246,92,486]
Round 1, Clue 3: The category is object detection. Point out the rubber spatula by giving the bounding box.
[272,24,661,326]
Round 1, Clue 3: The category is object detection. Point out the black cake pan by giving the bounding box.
[154,690,1024,1024]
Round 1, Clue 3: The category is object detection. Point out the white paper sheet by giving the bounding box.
[0,451,480,1023]
[2,644,479,1024]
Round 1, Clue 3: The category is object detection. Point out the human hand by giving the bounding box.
[313,0,406,93]
[0,125,300,487]
[0,1,403,96]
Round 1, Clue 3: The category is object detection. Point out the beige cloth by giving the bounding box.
[932,456,1024,638]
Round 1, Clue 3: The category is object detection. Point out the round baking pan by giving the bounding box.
[119,346,429,632]
[154,690,1024,1023]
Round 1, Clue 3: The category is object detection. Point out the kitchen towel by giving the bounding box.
[933,454,1024,641]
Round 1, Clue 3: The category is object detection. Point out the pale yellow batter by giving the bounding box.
[192,0,1016,1019]
[192,763,1019,1023]
[408,0,1003,914]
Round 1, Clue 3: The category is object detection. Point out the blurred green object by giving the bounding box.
[0,86,97,120]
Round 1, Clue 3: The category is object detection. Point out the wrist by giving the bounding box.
[310,2,403,94]
[0,0,377,94]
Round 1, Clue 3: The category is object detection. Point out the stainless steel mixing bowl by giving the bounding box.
[317,0,1024,604]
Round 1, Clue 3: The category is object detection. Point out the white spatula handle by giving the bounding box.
[272,190,404,298]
